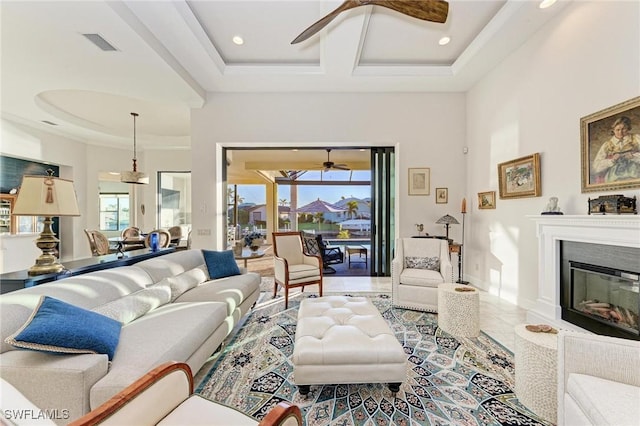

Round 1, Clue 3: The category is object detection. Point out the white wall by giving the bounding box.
[190,92,467,249]
[465,1,640,308]
[0,118,191,272]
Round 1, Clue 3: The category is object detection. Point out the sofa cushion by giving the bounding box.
[400,269,443,287]
[90,301,228,408]
[404,256,440,271]
[166,266,208,301]
[158,395,257,426]
[202,250,241,279]
[174,273,260,317]
[135,250,206,284]
[566,373,640,425]
[92,281,172,324]
[6,296,122,361]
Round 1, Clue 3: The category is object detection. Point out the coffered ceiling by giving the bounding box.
[1,0,569,149]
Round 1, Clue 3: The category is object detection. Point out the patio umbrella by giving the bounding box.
[296,198,346,214]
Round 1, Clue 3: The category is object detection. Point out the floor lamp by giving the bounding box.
[457,198,469,284]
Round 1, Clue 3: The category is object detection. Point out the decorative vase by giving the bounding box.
[250,245,259,253]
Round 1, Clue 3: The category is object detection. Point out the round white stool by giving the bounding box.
[437,283,480,337]
[514,324,558,424]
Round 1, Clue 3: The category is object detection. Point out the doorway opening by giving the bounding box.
[223,147,394,277]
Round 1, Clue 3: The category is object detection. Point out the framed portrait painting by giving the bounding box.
[580,96,640,193]
[435,187,448,204]
[498,153,541,199]
[408,168,430,195]
[477,191,496,209]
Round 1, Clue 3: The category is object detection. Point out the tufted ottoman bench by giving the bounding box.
[293,296,406,396]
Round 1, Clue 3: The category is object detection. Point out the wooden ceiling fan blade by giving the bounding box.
[334,165,350,170]
[291,0,361,44]
[370,0,449,24]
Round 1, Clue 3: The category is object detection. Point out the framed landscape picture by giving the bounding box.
[580,96,640,193]
[498,153,541,199]
[408,168,430,195]
[478,191,496,209]
[435,187,448,204]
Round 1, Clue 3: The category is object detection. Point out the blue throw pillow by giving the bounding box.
[202,249,241,279]
[5,296,122,360]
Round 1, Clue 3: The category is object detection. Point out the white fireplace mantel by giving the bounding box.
[527,215,640,329]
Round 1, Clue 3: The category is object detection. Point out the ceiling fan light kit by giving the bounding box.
[292,0,449,44]
[121,112,149,185]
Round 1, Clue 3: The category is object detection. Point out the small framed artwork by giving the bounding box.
[478,191,496,209]
[498,153,541,199]
[435,187,448,204]
[580,96,640,193]
[408,168,430,195]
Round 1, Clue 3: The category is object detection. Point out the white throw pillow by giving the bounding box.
[166,266,208,301]
[92,282,171,324]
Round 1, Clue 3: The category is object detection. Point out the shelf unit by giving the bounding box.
[0,194,16,234]
[0,194,40,234]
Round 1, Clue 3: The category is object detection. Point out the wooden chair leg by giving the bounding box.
[319,282,323,297]
[273,281,278,298]
[284,285,289,309]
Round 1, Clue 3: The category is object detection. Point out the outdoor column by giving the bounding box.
[290,185,298,231]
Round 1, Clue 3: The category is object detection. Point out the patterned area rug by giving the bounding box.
[196,293,551,426]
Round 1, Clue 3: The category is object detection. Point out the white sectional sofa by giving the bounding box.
[0,249,260,424]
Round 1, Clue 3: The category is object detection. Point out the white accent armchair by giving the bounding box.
[68,362,302,426]
[557,330,640,426]
[392,238,452,312]
[272,232,323,309]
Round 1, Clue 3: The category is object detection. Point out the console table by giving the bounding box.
[0,247,175,294]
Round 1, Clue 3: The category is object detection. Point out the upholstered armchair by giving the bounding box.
[273,231,323,309]
[391,237,452,312]
[65,362,302,425]
[557,330,640,425]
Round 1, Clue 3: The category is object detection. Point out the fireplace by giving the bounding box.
[529,215,640,337]
[560,247,639,339]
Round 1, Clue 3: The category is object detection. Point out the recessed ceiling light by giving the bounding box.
[109,172,120,176]
[438,36,451,46]
[232,35,244,45]
[539,0,557,9]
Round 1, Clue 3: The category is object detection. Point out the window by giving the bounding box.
[99,193,129,231]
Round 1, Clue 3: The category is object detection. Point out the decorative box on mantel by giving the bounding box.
[588,195,637,215]
[527,215,640,335]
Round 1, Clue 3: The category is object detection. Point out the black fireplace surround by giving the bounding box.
[560,241,640,341]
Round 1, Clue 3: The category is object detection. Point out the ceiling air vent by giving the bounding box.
[41,120,58,126]
[82,33,118,51]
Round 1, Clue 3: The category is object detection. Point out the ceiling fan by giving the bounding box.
[322,149,350,171]
[291,0,449,44]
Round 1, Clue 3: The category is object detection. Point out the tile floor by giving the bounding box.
[321,275,528,352]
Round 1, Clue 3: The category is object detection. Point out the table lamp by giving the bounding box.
[435,214,459,241]
[12,169,80,276]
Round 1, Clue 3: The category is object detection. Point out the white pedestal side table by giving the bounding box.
[437,283,480,337]
[514,324,558,424]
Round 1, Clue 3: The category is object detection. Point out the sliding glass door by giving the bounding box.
[370,147,395,276]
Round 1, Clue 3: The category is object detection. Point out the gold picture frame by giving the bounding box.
[498,153,541,199]
[435,187,448,204]
[408,168,430,195]
[580,96,640,193]
[478,191,496,209]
